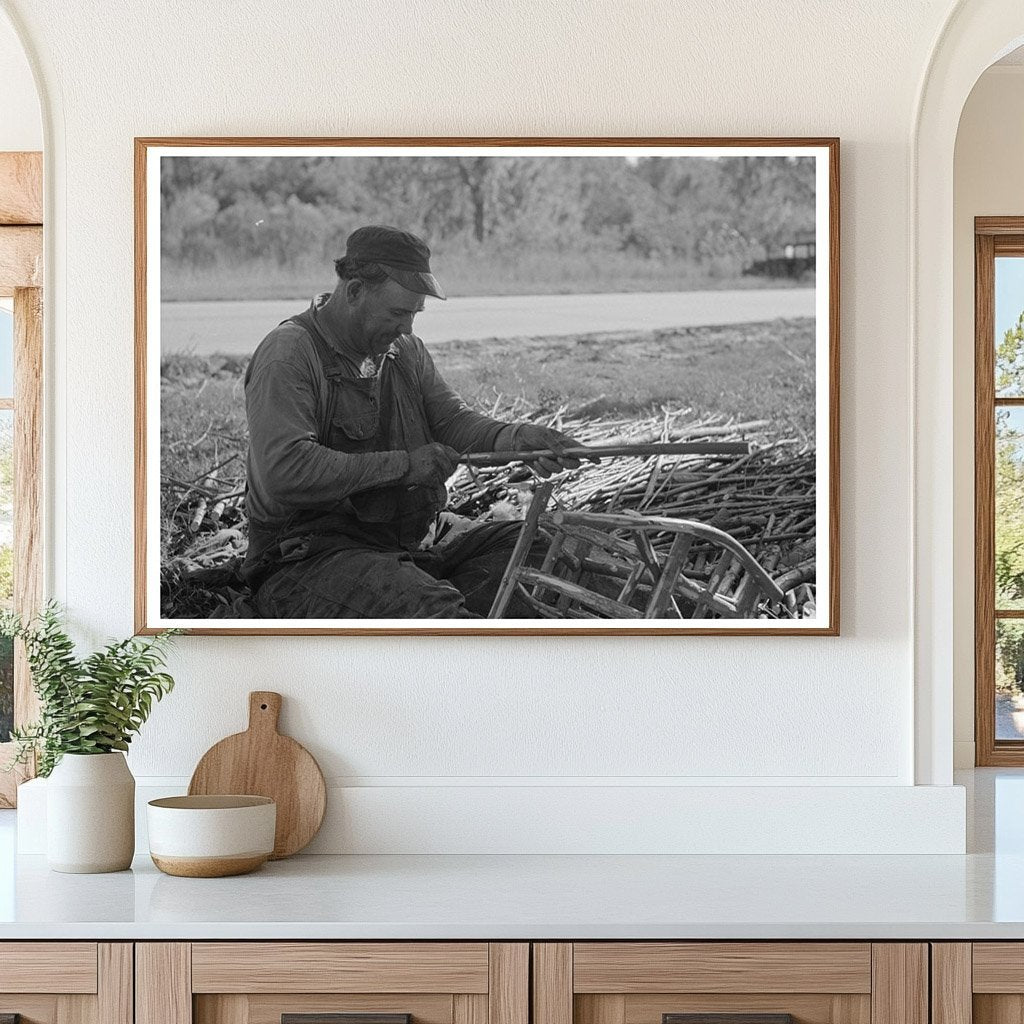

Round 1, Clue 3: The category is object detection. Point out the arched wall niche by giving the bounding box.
[914,0,1024,785]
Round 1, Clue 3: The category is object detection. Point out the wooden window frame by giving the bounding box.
[0,151,43,806]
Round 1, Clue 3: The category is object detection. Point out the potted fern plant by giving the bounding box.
[2,603,178,873]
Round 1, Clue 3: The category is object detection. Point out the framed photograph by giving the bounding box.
[135,137,838,635]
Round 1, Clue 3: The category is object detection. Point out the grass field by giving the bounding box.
[162,251,811,302]
[159,316,817,614]
[431,317,816,440]
[161,315,816,492]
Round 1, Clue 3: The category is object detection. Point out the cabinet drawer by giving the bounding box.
[0,942,98,993]
[139,942,528,1024]
[534,943,926,1024]
[572,943,871,994]
[191,944,490,994]
[0,943,130,1024]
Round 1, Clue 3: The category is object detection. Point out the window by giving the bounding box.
[0,151,43,806]
[0,303,13,745]
[975,219,1024,764]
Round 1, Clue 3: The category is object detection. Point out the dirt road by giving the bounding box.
[160,287,816,356]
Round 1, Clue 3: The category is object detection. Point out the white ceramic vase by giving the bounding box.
[46,752,135,873]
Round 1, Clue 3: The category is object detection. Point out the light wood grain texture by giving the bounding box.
[57,992,95,1024]
[454,994,487,1024]
[576,995,626,1024]
[534,944,572,1024]
[826,131,841,636]
[14,286,43,722]
[993,237,1024,255]
[191,943,489,994]
[0,283,43,808]
[133,136,148,634]
[977,217,1024,236]
[978,995,1024,1024]
[974,224,1024,765]
[134,135,839,637]
[98,944,133,1024]
[136,943,192,1024]
[976,229,998,766]
[488,944,528,1024]
[219,995,452,1024]
[573,943,871,994]
[870,945,927,1024]
[971,944,1024,991]
[975,996,1024,1024]
[931,944,972,1024]
[831,995,873,1024]
[0,764,14,809]
[195,995,249,1024]
[0,750,31,808]
[0,153,42,224]
[0,226,41,295]
[188,691,326,858]
[0,943,97,993]
[970,228,1024,765]
[623,993,870,1024]
[151,853,269,877]
[0,995,59,1024]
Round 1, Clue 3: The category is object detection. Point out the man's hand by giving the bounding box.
[404,442,460,488]
[503,424,588,478]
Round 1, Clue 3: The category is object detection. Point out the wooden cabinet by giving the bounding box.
[932,943,1024,1024]
[0,943,132,1024]
[136,944,528,1024]
[0,938,949,1024]
[532,943,928,1024]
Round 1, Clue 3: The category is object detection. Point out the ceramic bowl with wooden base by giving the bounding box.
[147,795,276,877]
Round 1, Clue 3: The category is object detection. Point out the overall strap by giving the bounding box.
[285,306,351,380]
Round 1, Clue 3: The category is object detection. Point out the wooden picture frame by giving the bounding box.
[135,137,839,635]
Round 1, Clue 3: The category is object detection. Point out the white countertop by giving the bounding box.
[0,768,1021,941]
[0,848,1021,940]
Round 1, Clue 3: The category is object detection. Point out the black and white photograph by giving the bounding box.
[137,139,838,634]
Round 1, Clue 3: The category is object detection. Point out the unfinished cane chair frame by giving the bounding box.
[488,481,788,620]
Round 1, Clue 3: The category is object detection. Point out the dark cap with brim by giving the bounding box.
[344,225,446,300]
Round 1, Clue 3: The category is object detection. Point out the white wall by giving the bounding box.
[952,66,1024,767]
[0,9,39,151]
[0,0,974,852]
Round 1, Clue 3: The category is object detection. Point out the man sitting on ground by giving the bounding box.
[241,224,585,618]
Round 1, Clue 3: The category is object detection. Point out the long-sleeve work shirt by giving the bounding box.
[243,297,508,566]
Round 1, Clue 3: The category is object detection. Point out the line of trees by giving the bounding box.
[995,310,1024,690]
[160,154,816,271]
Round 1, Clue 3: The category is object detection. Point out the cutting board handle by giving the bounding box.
[248,691,282,734]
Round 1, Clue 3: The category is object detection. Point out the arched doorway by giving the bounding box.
[914,1,1024,785]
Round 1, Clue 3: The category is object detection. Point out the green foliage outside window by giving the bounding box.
[996,312,1024,612]
[996,311,1024,693]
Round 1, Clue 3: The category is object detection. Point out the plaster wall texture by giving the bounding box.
[0,13,38,152]
[0,0,988,851]
[953,67,1024,768]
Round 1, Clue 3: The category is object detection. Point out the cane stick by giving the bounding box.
[460,441,750,468]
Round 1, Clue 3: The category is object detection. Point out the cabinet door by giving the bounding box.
[533,944,927,1024]
[943,943,1024,1024]
[137,943,528,1024]
[0,943,131,1024]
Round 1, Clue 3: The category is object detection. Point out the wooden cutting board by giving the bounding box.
[188,691,327,859]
